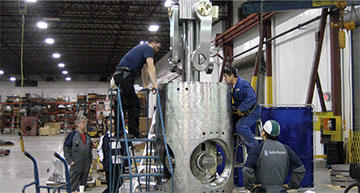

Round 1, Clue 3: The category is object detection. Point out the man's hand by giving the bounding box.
[152,85,158,94]
[250,184,262,191]
[70,161,75,166]
[283,184,289,190]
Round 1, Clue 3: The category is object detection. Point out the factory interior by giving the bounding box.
[0,0,360,193]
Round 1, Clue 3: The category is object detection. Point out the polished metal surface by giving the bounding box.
[169,0,214,82]
[185,21,194,82]
[179,0,197,19]
[161,82,234,193]
[169,5,181,72]
[191,0,214,73]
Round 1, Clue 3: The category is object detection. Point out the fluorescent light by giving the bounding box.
[0,70,4,75]
[45,38,54,44]
[36,21,48,29]
[52,53,60,58]
[10,77,16,81]
[62,70,68,75]
[58,63,65,68]
[26,0,37,2]
[139,41,148,45]
[65,77,71,81]
[148,24,159,32]
[164,0,172,7]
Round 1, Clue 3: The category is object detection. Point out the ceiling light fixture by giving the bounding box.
[148,24,160,32]
[36,21,48,29]
[58,63,65,68]
[140,41,148,45]
[164,0,173,7]
[65,77,71,81]
[62,70,68,75]
[10,77,16,81]
[0,70,4,75]
[52,53,60,58]
[45,38,54,44]
[26,0,37,3]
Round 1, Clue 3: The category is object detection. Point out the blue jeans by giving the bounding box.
[235,105,261,151]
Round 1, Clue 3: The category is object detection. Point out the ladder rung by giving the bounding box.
[139,181,157,186]
[133,192,165,193]
[120,156,160,159]
[112,138,157,142]
[120,173,163,177]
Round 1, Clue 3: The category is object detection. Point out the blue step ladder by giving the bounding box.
[108,88,174,193]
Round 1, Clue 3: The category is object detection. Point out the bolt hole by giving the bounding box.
[210,132,213,134]
[216,132,218,134]
[222,132,224,135]
[185,87,188,91]
[177,88,180,91]
[202,132,206,135]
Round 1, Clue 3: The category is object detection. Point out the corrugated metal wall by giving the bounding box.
[352,27,360,131]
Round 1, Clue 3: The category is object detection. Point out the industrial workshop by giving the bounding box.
[0,0,360,193]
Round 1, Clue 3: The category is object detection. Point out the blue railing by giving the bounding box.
[22,152,71,193]
[109,87,174,193]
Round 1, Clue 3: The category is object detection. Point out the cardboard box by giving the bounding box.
[39,127,50,136]
[139,117,151,135]
[45,122,61,134]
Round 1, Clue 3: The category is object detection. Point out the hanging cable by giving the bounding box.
[16,1,26,152]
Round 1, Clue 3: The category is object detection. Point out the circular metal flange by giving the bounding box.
[190,139,233,188]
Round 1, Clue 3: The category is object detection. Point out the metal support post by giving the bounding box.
[306,9,328,107]
[330,8,342,116]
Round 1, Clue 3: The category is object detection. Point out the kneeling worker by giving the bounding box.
[242,120,306,193]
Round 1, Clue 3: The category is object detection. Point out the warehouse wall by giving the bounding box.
[217,8,355,156]
[0,81,109,102]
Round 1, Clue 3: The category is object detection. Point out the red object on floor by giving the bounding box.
[0,149,10,157]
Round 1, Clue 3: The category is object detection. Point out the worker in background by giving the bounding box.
[97,117,125,193]
[223,66,261,151]
[112,36,161,139]
[242,120,306,193]
[63,115,93,191]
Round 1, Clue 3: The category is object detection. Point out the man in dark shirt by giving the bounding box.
[242,120,306,193]
[113,36,161,138]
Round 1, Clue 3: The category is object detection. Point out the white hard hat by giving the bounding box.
[263,120,280,137]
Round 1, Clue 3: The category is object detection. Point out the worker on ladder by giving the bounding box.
[223,66,261,152]
[112,36,161,139]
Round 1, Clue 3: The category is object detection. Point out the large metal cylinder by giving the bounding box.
[161,82,234,193]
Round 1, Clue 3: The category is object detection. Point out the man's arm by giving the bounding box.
[142,64,149,88]
[284,145,306,189]
[63,132,75,164]
[146,57,157,88]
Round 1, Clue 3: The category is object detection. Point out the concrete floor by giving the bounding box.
[0,135,358,193]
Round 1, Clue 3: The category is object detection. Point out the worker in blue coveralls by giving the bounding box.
[242,120,305,193]
[113,36,161,138]
[223,66,261,151]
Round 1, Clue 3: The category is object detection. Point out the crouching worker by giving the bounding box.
[97,117,126,193]
[63,115,93,191]
[242,120,306,193]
